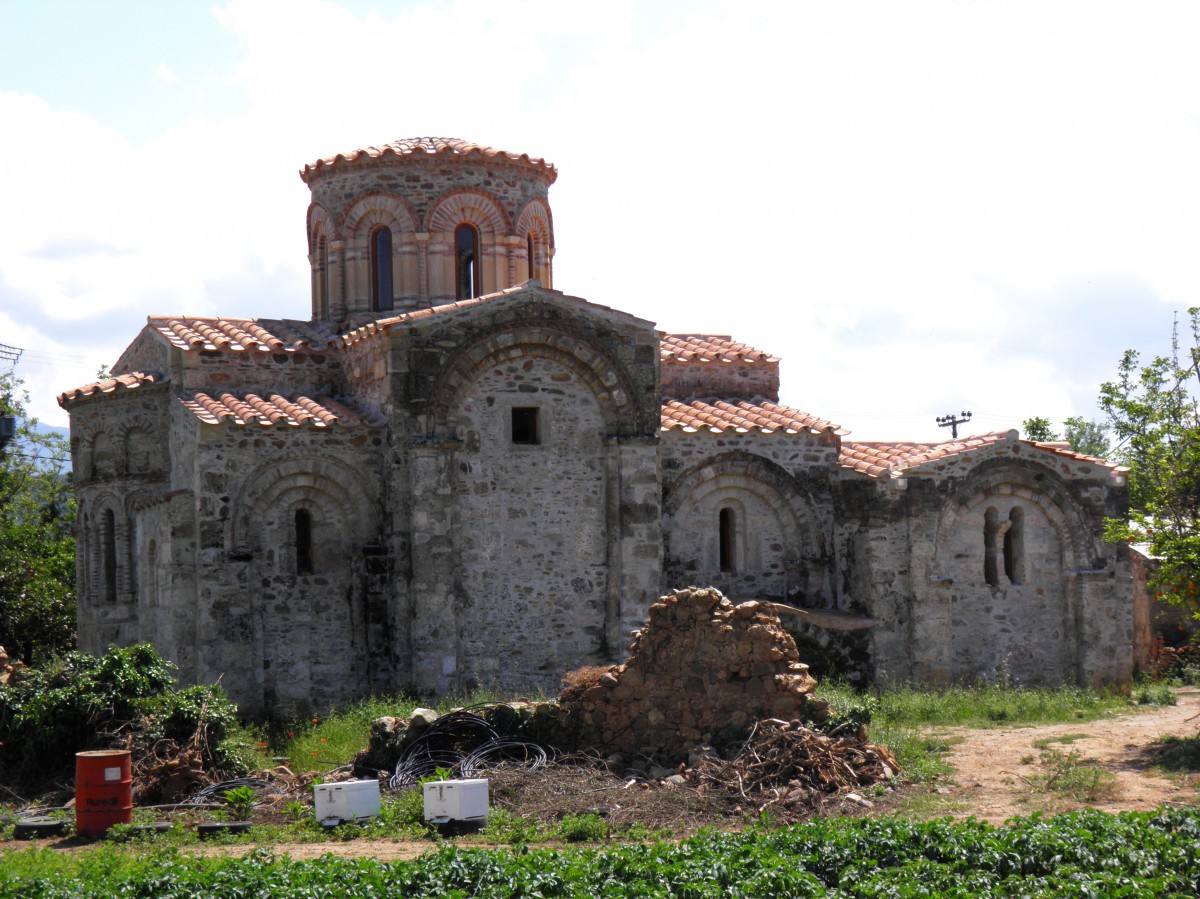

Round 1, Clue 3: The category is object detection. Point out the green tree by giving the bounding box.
[0,371,76,664]
[1021,415,1112,458]
[1021,417,1058,442]
[1099,308,1200,609]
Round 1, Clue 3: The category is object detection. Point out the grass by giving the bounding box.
[271,688,510,773]
[1028,747,1119,803]
[1032,733,1089,749]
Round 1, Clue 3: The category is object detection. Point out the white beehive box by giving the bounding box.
[422,778,489,823]
[313,779,381,824]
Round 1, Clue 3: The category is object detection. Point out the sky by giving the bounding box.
[1,0,1198,442]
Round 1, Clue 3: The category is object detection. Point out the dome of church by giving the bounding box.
[300,136,556,184]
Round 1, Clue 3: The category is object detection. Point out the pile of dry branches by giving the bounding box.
[693,718,899,799]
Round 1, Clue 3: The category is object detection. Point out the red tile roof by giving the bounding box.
[660,335,778,364]
[301,137,557,184]
[149,317,335,353]
[180,392,385,428]
[840,432,1127,478]
[662,399,846,435]
[58,372,163,406]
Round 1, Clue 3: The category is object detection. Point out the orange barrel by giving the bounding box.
[75,750,133,836]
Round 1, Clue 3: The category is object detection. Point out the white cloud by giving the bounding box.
[3,0,1199,441]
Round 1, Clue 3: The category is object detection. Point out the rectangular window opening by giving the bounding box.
[511,407,540,445]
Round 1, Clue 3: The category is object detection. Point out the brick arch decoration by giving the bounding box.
[425,188,512,235]
[307,202,337,254]
[932,459,1097,577]
[229,453,379,552]
[662,451,826,557]
[515,198,553,243]
[78,489,134,604]
[426,324,642,439]
[77,415,152,480]
[340,191,419,240]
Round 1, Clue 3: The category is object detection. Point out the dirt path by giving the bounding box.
[931,688,1200,824]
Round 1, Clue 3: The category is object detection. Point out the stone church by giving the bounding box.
[59,137,1134,715]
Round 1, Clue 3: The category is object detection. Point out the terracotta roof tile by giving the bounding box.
[149,317,335,353]
[660,335,778,364]
[58,371,163,406]
[301,137,557,184]
[840,432,1128,478]
[1031,440,1128,470]
[662,400,846,435]
[179,392,385,428]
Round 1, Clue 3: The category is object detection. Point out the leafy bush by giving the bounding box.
[0,644,250,786]
[557,812,608,842]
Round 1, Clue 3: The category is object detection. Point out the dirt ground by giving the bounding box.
[928,686,1200,824]
[3,691,1198,859]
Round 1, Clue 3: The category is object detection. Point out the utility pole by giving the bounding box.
[0,343,22,454]
[936,410,972,440]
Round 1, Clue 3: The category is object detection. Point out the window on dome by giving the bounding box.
[371,227,393,312]
[456,224,480,300]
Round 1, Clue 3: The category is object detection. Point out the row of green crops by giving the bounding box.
[4,807,1200,897]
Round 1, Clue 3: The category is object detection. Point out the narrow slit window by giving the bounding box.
[511,407,539,445]
[317,237,329,318]
[527,233,536,281]
[1004,507,1024,585]
[983,507,999,587]
[102,508,117,602]
[371,227,393,311]
[719,507,736,572]
[456,224,480,300]
[295,509,313,575]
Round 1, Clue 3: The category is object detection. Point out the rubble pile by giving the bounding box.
[557,587,831,761]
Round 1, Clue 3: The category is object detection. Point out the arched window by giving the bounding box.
[455,224,480,300]
[295,508,313,575]
[371,227,393,312]
[102,508,117,602]
[719,507,737,572]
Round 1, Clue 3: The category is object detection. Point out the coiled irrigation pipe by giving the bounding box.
[386,710,552,789]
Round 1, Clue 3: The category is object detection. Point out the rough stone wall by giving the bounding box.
[183,418,389,715]
[856,438,1132,688]
[559,587,821,762]
[71,387,172,654]
[394,286,664,694]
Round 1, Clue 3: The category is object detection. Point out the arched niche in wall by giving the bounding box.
[515,198,554,287]
[339,192,419,315]
[425,189,511,301]
[227,453,381,714]
[425,322,640,443]
[662,452,829,605]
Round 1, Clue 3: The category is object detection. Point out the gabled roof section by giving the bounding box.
[300,137,557,185]
[660,334,780,403]
[147,317,337,353]
[660,335,778,364]
[179,392,385,428]
[340,281,654,348]
[662,399,847,436]
[58,371,164,407]
[840,431,1128,479]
